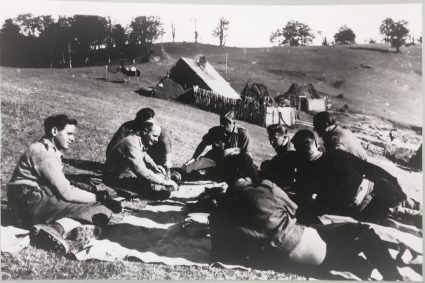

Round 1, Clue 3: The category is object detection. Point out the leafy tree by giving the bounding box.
[111,23,127,57]
[334,25,356,45]
[379,18,394,44]
[39,16,72,67]
[270,20,314,46]
[379,18,410,52]
[0,19,23,66]
[128,16,162,59]
[212,17,230,47]
[15,13,41,36]
[70,15,108,65]
[128,16,162,46]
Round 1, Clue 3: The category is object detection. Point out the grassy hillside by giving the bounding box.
[0,43,422,279]
[152,43,421,127]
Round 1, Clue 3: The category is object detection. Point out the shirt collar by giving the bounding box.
[326,124,338,133]
[41,138,62,158]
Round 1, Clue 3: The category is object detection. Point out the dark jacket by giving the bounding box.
[260,143,297,189]
[295,149,406,217]
[209,180,304,261]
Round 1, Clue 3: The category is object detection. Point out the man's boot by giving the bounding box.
[30,224,69,254]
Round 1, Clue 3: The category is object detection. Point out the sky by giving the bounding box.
[0,0,422,47]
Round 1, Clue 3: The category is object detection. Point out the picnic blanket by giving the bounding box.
[1,180,422,280]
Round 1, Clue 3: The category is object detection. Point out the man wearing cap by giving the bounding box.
[290,129,420,226]
[183,109,251,175]
[260,123,296,190]
[313,111,368,160]
[209,164,402,280]
[7,114,120,254]
[103,120,178,198]
[106,107,173,170]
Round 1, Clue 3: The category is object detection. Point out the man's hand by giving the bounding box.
[183,158,196,167]
[154,165,167,175]
[165,180,179,191]
[223,147,241,157]
[164,160,173,170]
[95,191,122,213]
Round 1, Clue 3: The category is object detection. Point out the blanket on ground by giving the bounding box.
[1,181,422,280]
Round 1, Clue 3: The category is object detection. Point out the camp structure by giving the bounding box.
[275,82,331,112]
[154,57,296,127]
[154,56,240,111]
[239,82,296,127]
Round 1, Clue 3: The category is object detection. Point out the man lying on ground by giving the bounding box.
[182,109,251,176]
[290,129,421,227]
[260,123,297,191]
[313,111,368,160]
[106,107,173,170]
[7,114,121,254]
[209,164,403,280]
[103,120,178,199]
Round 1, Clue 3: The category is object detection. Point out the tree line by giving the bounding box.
[0,14,165,68]
[0,14,231,68]
[270,18,417,52]
[0,13,417,68]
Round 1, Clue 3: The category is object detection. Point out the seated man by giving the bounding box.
[313,111,368,160]
[183,109,251,175]
[290,129,421,226]
[210,167,402,280]
[106,107,173,170]
[7,114,120,254]
[103,120,178,198]
[260,123,296,190]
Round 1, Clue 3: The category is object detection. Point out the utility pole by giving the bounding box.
[191,17,198,43]
[225,52,228,80]
[67,40,72,68]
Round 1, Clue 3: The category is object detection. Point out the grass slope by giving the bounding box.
[0,43,422,279]
[154,42,422,126]
[1,67,299,279]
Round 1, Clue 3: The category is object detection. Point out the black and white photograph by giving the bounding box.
[0,0,423,280]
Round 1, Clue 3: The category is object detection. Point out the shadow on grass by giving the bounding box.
[348,46,393,53]
[134,87,154,97]
[95,77,125,84]
[63,158,104,174]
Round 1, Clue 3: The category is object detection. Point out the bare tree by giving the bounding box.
[212,17,230,47]
[191,17,198,43]
[171,23,176,42]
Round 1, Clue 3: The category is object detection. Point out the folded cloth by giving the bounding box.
[1,226,30,254]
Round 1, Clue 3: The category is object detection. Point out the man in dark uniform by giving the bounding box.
[290,129,420,226]
[313,111,368,160]
[183,109,251,174]
[209,165,402,280]
[106,108,173,170]
[260,123,296,190]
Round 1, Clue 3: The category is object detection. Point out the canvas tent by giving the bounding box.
[155,56,240,100]
[240,82,275,106]
[275,83,329,112]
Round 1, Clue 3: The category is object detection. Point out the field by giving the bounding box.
[0,43,422,279]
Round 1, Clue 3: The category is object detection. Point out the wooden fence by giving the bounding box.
[193,87,301,128]
[193,86,267,126]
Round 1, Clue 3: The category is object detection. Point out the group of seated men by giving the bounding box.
[7,108,421,279]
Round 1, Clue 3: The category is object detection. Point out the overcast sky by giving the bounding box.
[0,0,422,47]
